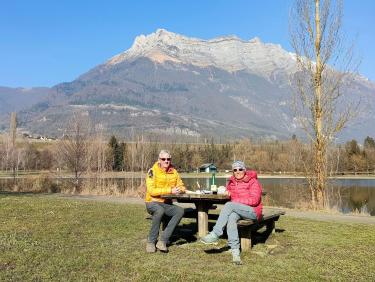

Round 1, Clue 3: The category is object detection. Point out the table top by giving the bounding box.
[161,193,230,203]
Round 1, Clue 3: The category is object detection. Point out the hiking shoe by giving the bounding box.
[156,241,168,252]
[200,232,219,244]
[231,248,242,265]
[146,242,156,253]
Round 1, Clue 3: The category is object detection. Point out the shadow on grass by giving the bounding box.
[202,227,286,254]
[204,245,231,254]
[169,222,198,246]
[144,215,199,246]
[252,227,285,245]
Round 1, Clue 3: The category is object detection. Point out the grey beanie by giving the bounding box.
[232,160,246,170]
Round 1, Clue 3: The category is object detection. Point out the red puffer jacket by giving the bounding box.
[226,170,263,220]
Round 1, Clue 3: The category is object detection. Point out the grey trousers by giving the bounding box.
[146,202,184,243]
[212,202,257,250]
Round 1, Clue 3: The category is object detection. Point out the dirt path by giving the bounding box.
[47,194,375,225]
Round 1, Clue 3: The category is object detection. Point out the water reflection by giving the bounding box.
[1,177,374,216]
[183,177,375,216]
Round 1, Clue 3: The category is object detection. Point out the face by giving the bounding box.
[233,167,245,180]
[158,153,171,170]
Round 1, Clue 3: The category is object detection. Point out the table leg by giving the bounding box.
[195,202,209,238]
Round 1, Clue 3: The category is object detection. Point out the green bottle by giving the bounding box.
[211,173,216,185]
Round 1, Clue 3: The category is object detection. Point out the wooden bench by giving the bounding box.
[238,208,285,252]
[146,207,285,251]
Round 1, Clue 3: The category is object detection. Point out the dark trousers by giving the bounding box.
[146,202,184,243]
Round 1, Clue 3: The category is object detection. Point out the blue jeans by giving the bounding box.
[146,202,184,243]
[212,202,257,250]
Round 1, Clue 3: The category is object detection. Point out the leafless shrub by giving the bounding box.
[56,113,91,193]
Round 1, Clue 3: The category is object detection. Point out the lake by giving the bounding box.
[1,176,374,216]
[183,177,375,216]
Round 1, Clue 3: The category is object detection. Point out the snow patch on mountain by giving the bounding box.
[229,96,260,114]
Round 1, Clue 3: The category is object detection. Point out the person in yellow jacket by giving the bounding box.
[145,149,185,253]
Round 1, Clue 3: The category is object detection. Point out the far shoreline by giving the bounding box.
[0,171,375,180]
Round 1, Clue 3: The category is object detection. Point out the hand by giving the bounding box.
[172,187,181,194]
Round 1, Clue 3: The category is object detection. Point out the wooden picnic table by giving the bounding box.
[162,193,230,237]
[162,192,284,252]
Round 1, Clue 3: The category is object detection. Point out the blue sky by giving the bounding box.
[1,0,374,87]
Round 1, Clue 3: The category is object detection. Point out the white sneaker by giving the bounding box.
[146,243,156,253]
[156,241,168,252]
[232,248,242,265]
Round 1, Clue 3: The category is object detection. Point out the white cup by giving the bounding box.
[218,186,226,194]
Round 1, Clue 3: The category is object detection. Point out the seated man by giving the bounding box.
[145,150,185,253]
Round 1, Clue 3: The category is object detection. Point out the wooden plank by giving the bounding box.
[237,216,281,226]
[162,194,230,201]
[240,229,252,252]
[263,212,284,220]
[237,209,285,226]
[263,208,286,215]
[237,219,256,226]
[197,210,208,237]
[195,202,209,238]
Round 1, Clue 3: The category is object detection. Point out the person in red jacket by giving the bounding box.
[201,160,263,265]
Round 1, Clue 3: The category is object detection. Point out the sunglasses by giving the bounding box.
[233,168,244,172]
[160,158,171,161]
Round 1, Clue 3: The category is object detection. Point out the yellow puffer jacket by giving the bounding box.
[145,162,185,203]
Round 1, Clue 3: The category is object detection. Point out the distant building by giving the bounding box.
[199,163,217,173]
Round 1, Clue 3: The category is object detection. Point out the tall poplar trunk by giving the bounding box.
[314,0,326,208]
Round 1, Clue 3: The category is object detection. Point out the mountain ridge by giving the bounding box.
[0,29,373,142]
[106,29,297,80]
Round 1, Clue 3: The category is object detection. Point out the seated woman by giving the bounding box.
[201,161,263,265]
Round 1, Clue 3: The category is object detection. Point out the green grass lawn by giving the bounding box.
[1,193,374,281]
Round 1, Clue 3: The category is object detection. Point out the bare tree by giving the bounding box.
[85,123,107,194]
[57,113,90,193]
[8,112,19,182]
[93,123,107,174]
[289,0,359,208]
[191,150,203,172]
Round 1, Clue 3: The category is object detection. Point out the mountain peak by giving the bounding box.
[133,28,181,46]
[249,36,262,43]
[133,29,247,47]
[155,28,176,37]
[106,29,296,78]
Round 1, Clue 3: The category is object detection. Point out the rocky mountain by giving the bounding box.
[1,29,374,141]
